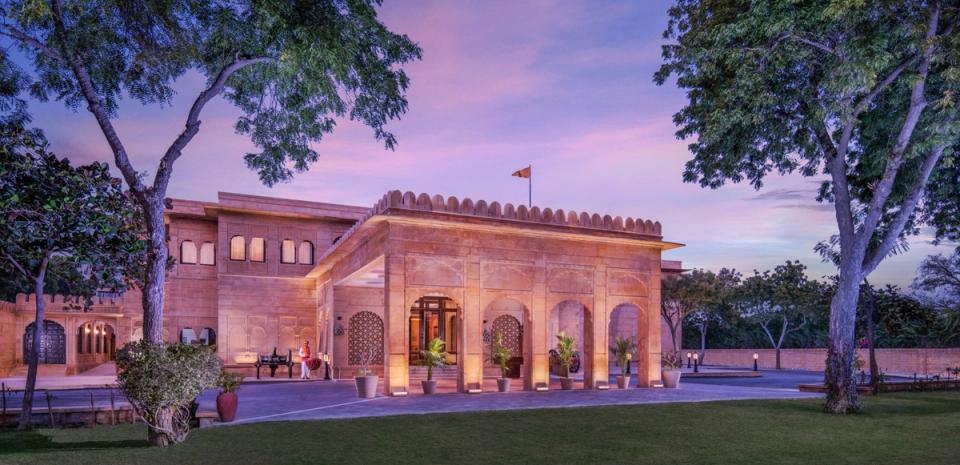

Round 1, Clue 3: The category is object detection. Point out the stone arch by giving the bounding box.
[608,303,641,375]
[23,320,65,365]
[348,311,384,365]
[482,296,532,386]
[548,299,595,389]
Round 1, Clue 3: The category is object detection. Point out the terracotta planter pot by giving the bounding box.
[560,378,574,390]
[355,375,379,398]
[617,375,631,389]
[662,369,682,389]
[421,379,437,394]
[216,391,238,422]
[497,378,511,392]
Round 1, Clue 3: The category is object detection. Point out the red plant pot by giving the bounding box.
[216,391,238,422]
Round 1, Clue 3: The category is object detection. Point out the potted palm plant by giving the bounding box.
[489,330,513,392]
[611,336,637,389]
[216,370,243,422]
[354,348,379,398]
[661,350,683,388]
[555,331,576,390]
[420,337,447,394]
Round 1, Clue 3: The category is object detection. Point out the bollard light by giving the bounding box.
[693,352,699,373]
[686,352,692,369]
[753,352,759,371]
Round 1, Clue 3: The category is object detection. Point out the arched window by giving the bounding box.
[180,327,197,344]
[281,239,296,264]
[199,327,216,346]
[86,324,92,354]
[199,242,215,265]
[298,241,314,265]
[180,240,197,264]
[250,237,265,262]
[229,235,246,261]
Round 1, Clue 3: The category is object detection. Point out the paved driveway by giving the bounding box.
[196,372,821,425]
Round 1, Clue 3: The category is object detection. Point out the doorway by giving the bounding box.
[409,296,459,364]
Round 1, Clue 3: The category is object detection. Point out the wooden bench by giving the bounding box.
[196,410,219,428]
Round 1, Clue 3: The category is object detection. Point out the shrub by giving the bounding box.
[488,330,513,379]
[116,341,222,446]
[217,370,244,393]
[661,350,684,370]
[555,332,576,378]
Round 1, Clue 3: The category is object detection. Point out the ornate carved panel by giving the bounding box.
[547,265,594,294]
[481,261,535,291]
[405,255,464,288]
[607,269,649,297]
[491,314,522,354]
[348,311,384,365]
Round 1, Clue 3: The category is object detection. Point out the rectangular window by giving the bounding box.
[229,236,246,261]
[199,242,215,265]
[281,239,296,264]
[180,240,197,264]
[298,241,314,265]
[250,237,266,262]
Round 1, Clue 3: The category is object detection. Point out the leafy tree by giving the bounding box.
[738,262,819,370]
[656,0,960,413]
[661,269,719,351]
[0,1,422,369]
[913,251,960,308]
[686,268,740,362]
[0,122,143,430]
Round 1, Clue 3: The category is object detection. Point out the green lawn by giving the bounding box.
[1,392,959,465]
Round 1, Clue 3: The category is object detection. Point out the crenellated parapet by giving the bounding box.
[374,190,661,235]
[321,190,664,264]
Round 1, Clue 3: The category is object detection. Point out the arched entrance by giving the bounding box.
[483,297,532,389]
[409,296,460,365]
[23,320,66,364]
[548,300,594,389]
[609,303,640,376]
[408,295,461,392]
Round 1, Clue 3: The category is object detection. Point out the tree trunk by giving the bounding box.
[775,347,781,370]
[141,194,167,344]
[824,269,861,413]
[18,277,46,431]
[148,407,174,447]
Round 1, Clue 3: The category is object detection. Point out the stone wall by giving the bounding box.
[693,348,960,375]
[219,275,317,365]
[0,301,16,376]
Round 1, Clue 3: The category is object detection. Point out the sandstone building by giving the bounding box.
[2,191,683,393]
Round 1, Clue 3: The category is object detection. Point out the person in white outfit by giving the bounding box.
[298,340,312,380]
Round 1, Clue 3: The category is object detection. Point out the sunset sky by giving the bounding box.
[17,0,952,286]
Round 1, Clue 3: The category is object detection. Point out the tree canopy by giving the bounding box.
[656,0,960,413]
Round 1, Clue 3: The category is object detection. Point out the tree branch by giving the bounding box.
[857,3,942,252]
[862,143,948,276]
[783,33,839,56]
[49,0,145,196]
[2,250,34,281]
[0,23,63,62]
[152,56,275,193]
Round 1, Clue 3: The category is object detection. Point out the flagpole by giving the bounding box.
[528,167,532,208]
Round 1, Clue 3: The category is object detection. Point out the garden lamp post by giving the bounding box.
[753,353,759,372]
[323,354,332,380]
[693,352,699,373]
[686,352,692,369]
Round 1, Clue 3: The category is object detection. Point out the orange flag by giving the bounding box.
[512,165,531,178]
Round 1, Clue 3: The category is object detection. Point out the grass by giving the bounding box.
[1,392,959,465]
